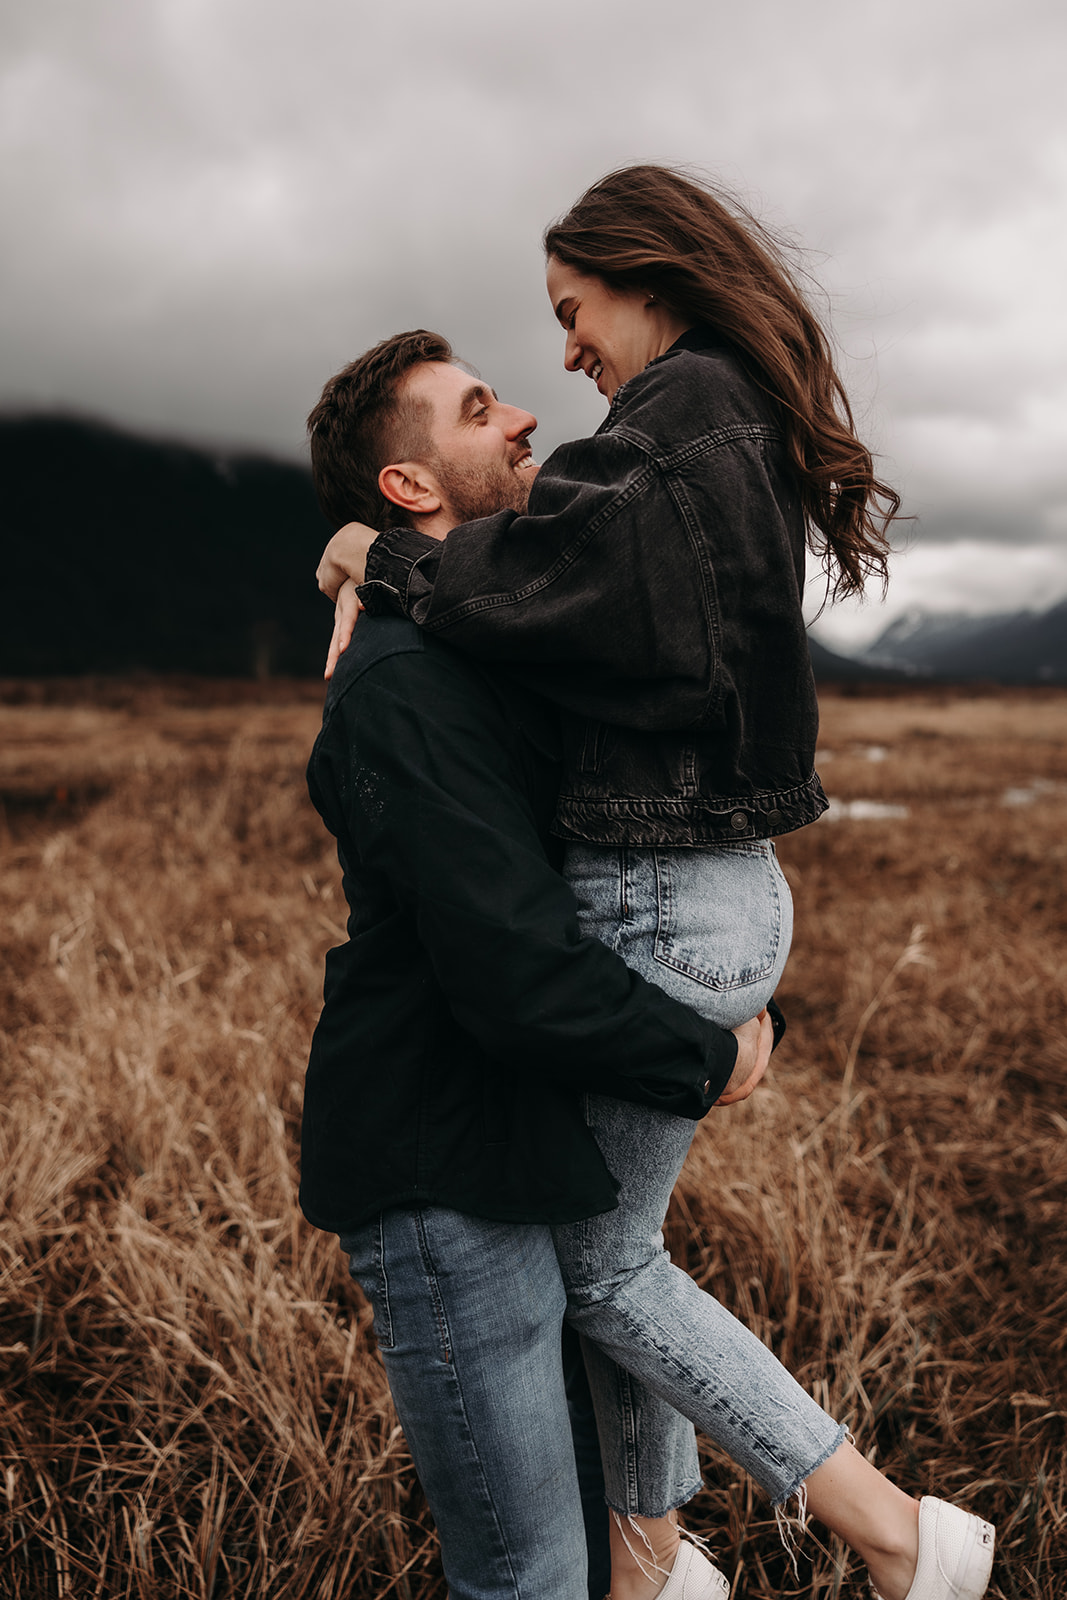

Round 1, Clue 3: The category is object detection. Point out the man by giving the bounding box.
[302,331,773,1600]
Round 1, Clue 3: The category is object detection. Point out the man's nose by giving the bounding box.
[503,405,537,438]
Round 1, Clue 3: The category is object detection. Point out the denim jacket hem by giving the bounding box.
[554,772,828,846]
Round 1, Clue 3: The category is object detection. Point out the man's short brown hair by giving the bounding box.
[307,330,453,530]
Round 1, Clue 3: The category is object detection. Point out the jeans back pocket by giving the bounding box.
[652,842,792,1003]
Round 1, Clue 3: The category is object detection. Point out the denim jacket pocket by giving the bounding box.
[577,720,611,776]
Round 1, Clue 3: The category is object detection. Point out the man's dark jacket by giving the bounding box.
[301,616,740,1235]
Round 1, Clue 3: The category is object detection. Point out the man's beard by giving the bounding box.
[431,455,533,525]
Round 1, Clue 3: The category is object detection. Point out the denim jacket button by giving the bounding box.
[766,808,783,825]
[730,811,748,831]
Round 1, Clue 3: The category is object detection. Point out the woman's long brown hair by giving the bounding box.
[544,165,899,598]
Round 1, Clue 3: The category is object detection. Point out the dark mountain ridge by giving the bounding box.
[805,636,909,684]
[2,414,332,677]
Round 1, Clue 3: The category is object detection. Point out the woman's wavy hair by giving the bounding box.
[544,166,899,598]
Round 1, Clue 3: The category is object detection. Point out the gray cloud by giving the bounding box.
[2,0,1065,619]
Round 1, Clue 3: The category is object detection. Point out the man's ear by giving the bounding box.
[378,462,442,517]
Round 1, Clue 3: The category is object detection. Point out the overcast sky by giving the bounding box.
[3,0,1065,647]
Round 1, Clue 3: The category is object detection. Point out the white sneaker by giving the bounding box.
[655,1539,730,1599]
[872,1496,995,1600]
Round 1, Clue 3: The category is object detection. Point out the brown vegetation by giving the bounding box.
[1,682,1065,1598]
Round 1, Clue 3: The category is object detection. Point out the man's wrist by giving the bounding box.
[702,1027,739,1108]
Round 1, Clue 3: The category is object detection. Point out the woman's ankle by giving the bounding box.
[608,1510,681,1600]
[802,1441,920,1600]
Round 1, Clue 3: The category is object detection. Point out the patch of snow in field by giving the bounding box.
[815,746,889,763]
[822,798,911,821]
[1001,780,1062,807]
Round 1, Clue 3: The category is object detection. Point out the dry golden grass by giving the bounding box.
[1,681,1065,1598]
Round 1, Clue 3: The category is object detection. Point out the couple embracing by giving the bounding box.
[300,166,995,1600]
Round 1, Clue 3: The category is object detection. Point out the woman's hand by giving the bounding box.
[715,1009,773,1106]
[316,522,381,599]
[324,579,362,680]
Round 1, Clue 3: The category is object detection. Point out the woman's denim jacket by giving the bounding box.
[357,327,827,847]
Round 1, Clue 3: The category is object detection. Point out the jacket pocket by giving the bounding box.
[577,720,610,776]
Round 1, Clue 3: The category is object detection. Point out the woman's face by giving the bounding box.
[545,257,690,402]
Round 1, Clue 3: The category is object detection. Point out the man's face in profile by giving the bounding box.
[404,361,540,524]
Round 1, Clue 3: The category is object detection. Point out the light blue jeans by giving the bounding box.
[340,1207,594,1600]
[556,842,847,1513]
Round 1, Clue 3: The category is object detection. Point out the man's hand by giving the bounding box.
[324,579,363,680]
[316,522,381,600]
[715,1008,773,1106]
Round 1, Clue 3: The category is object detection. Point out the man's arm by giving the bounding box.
[318,639,764,1116]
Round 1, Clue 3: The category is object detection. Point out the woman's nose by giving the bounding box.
[564,328,582,372]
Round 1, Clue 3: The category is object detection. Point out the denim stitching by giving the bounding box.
[615,1365,641,1510]
[618,846,632,931]
[372,1213,395,1349]
[413,1209,453,1365]
[652,843,785,991]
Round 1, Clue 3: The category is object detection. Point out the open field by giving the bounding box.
[2,681,1065,1598]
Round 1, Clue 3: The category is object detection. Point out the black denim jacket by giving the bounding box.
[302,617,741,1234]
[358,327,827,846]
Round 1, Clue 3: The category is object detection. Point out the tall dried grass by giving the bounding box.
[1,685,1064,1598]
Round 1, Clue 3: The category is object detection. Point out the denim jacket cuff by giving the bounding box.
[358,528,442,618]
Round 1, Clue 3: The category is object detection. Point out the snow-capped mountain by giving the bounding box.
[861,602,1067,682]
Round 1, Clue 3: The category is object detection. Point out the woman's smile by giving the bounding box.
[545,255,691,402]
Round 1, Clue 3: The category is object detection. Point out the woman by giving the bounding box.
[319,167,995,1600]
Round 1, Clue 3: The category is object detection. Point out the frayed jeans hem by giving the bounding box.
[773,1420,849,1507]
[603,1473,705,1520]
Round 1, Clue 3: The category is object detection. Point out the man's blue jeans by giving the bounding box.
[340,1207,596,1600]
